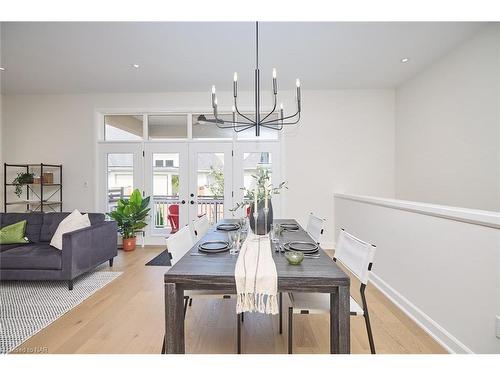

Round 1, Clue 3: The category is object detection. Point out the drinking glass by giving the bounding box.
[271,223,280,244]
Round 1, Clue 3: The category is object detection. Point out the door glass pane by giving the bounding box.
[152,153,180,234]
[197,153,224,224]
[105,115,143,141]
[107,153,134,211]
[148,115,187,139]
[243,152,272,191]
[192,114,234,139]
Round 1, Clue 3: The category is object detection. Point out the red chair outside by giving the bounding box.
[168,204,179,234]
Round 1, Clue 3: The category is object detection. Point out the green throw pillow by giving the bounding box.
[0,220,30,245]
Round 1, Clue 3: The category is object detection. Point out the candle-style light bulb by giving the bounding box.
[272,68,277,94]
[212,85,216,94]
[232,105,236,113]
[233,72,238,98]
[296,78,301,87]
[280,102,284,110]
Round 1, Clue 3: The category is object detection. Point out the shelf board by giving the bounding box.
[5,164,62,168]
[5,183,61,186]
[5,201,63,206]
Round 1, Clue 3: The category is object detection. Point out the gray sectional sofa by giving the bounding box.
[0,212,117,290]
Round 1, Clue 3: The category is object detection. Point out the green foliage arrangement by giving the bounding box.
[12,172,35,198]
[107,189,151,239]
[230,166,287,213]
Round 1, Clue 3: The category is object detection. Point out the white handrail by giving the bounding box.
[334,193,500,230]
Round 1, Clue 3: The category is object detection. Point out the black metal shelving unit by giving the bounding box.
[4,163,63,212]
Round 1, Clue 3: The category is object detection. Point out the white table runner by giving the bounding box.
[234,232,279,315]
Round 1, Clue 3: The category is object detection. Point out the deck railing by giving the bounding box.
[107,190,225,230]
[152,195,224,229]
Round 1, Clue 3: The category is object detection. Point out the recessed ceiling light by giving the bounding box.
[132,64,140,69]
[0,67,5,71]
[401,58,410,63]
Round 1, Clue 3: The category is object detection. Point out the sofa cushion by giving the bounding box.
[40,212,105,242]
[0,244,24,252]
[0,212,43,243]
[0,243,62,270]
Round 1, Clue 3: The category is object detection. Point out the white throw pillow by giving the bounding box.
[50,209,91,250]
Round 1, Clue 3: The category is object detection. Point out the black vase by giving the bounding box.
[249,199,273,235]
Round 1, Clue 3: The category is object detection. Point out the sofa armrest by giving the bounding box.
[61,221,118,279]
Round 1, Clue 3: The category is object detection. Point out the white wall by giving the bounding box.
[281,90,395,246]
[1,90,396,247]
[395,25,500,212]
[335,194,500,353]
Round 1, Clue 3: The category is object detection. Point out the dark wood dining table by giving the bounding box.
[164,219,350,354]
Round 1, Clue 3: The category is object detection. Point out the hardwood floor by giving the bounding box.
[16,246,446,354]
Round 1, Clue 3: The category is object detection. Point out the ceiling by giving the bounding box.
[0,22,486,94]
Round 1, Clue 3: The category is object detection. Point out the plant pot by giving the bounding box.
[249,199,273,235]
[122,237,136,251]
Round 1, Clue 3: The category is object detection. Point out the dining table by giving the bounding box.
[163,218,351,354]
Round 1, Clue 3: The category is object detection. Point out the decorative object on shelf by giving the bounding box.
[107,189,150,252]
[4,163,63,213]
[42,172,54,184]
[230,166,287,235]
[12,172,34,197]
[206,21,302,137]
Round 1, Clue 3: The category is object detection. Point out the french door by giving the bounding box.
[188,142,233,225]
[97,142,144,213]
[233,142,282,218]
[144,143,189,243]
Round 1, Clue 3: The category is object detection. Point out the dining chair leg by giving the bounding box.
[237,313,242,354]
[288,307,293,354]
[241,312,244,322]
[279,292,283,334]
[364,311,376,354]
[183,296,189,318]
[161,335,165,354]
[360,284,376,354]
[189,298,193,307]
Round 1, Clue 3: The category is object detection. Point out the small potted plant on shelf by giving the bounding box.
[107,189,151,251]
[12,172,35,198]
[230,166,287,235]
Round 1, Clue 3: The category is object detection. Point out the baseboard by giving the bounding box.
[369,272,473,354]
[321,240,335,250]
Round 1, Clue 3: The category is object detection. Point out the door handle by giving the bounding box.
[181,200,186,204]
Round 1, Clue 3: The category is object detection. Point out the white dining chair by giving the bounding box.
[192,214,210,241]
[306,212,325,244]
[287,229,377,354]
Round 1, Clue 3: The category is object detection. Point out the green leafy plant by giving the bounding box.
[230,166,287,214]
[107,189,151,239]
[12,172,35,198]
[208,166,224,197]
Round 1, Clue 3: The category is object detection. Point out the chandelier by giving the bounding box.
[208,22,302,137]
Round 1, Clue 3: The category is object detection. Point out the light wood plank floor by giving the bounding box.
[16,246,446,354]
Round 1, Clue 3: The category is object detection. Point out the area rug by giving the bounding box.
[0,266,122,354]
[145,249,172,266]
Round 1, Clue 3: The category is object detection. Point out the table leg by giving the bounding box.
[338,285,350,354]
[330,288,339,354]
[164,283,185,354]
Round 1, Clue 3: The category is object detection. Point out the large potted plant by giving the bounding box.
[108,189,150,251]
[231,167,287,235]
